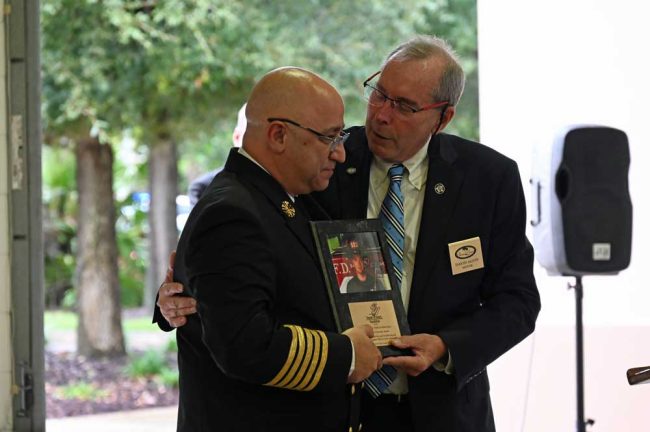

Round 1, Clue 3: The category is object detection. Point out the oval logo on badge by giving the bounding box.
[455,246,476,259]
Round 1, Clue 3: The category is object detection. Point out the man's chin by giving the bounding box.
[368,139,396,162]
[312,178,331,192]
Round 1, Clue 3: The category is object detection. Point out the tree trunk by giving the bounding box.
[75,137,125,357]
[145,137,179,309]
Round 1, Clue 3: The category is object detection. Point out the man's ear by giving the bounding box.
[434,106,456,134]
[267,122,287,154]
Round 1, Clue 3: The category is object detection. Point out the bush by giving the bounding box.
[156,367,179,388]
[56,382,108,401]
[124,349,178,388]
[165,338,178,354]
[124,350,167,378]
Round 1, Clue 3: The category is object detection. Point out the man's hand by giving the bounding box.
[157,251,197,328]
[382,333,447,376]
[343,325,382,383]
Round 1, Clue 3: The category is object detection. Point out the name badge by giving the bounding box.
[448,236,484,275]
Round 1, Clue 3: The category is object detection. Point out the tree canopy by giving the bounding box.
[43,0,478,154]
[41,0,479,315]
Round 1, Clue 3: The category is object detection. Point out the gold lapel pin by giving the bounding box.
[346,167,357,175]
[434,182,446,195]
[281,200,296,218]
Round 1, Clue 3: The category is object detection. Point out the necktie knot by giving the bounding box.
[388,164,405,183]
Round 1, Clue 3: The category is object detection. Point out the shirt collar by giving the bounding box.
[238,147,267,172]
[371,141,430,190]
[237,147,295,201]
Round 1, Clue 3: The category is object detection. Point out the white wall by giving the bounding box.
[0,10,14,432]
[479,1,650,430]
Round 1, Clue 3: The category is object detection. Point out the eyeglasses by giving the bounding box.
[362,71,449,117]
[267,117,349,152]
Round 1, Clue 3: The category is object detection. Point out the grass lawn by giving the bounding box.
[45,310,159,333]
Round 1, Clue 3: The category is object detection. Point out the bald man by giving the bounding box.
[161,67,381,432]
[158,36,539,432]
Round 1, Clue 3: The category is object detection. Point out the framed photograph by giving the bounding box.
[310,219,411,357]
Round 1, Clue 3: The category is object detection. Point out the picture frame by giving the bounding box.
[310,219,411,357]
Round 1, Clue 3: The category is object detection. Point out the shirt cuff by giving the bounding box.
[432,350,454,375]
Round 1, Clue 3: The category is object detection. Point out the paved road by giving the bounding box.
[46,406,177,432]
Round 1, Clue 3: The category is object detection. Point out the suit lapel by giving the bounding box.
[225,149,318,260]
[336,130,373,219]
[409,134,465,312]
[282,198,318,259]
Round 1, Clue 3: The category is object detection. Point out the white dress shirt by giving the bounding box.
[367,141,453,394]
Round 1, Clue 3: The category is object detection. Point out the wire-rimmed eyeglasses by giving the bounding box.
[362,71,449,117]
[267,117,349,152]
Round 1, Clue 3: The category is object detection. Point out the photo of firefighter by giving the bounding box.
[327,232,391,294]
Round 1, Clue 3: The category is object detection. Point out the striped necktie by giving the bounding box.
[364,164,405,397]
[381,164,406,286]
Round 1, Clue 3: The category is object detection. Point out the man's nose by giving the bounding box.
[373,99,395,123]
[329,141,346,163]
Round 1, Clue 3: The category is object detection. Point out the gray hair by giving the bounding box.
[382,35,465,107]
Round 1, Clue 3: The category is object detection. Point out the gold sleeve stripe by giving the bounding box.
[265,324,299,387]
[302,330,328,392]
[276,325,307,388]
[286,327,315,389]
[293,328,322,390]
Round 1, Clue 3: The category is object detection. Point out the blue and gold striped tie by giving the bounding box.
[365,164,405,397]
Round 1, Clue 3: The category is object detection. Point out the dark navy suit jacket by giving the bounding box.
[168,149,356,432]
[313,127,540,432]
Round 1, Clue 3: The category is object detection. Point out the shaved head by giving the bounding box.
[246,67,343,140]
[241,67,346,195]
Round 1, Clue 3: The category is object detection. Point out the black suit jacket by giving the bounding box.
[313,127,541,432]
[168,149,356,432]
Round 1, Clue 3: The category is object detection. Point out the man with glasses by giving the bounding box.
[312,35,540,432]
[160,66,381,432]
[157,36,540,432]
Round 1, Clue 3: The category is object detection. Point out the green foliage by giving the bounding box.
[124,350,168,378]
[414,0,479,140]
[179,129,233,191]
[41,0,479,309]
[168,0,480,175]
[61,290,76,310]
[124,349,178,387]
[122,316,164,332]
[165,337,178,354]
[116,196,148,307]
[113,137,150,307]
[42,146,77,307]
[45,310,161,333]
[41,0,480,155]
[55,382,109,401]
[42,135,149,308]
[156,367,180,388]
[45,310,78,331]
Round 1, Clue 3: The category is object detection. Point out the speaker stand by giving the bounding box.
[568,276,595,432]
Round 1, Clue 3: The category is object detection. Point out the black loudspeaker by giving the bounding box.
[530,125,632,276]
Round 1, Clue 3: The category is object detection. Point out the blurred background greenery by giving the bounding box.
[41,0,477,357]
